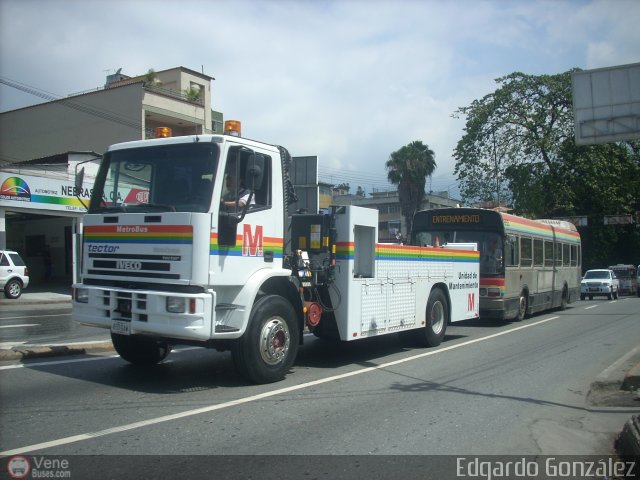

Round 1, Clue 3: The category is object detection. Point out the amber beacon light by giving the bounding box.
[224,120,242,137]
[154,127,172,138]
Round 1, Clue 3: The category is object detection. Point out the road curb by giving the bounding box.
[0,342,114,361]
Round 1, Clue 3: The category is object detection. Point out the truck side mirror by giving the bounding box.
[74,166,89,211]
[75,167,85,192]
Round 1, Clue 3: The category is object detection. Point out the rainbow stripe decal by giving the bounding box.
[84,225,193,244]
[480,277,505,297]
[335,242,480,262]
[501,214,580,243]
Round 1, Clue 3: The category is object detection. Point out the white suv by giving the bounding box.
[580,269,619,301]
[0,250,30,299]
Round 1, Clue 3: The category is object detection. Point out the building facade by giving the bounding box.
[1,66,219,164]
[0,67,220,285]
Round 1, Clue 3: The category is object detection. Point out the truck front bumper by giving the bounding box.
[72,284,217,342]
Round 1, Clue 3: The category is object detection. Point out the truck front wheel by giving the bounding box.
[111,333,172,365]
[232,295,299,384]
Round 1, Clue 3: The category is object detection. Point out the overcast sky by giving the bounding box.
[1,0,639,195]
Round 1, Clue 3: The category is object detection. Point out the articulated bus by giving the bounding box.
[410,208,582,321]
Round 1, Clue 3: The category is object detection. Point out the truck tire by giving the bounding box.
[232,295,299,384]
[414,288,448,347]
[111,333,172,365]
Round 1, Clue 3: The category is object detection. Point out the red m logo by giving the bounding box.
[242,224,263,257]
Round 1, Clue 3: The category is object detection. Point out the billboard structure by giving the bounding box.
[572,63,640,145]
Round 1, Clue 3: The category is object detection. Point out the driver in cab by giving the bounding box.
[221,173,254,209]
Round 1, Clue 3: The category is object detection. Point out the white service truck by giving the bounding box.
[72,122,479,383]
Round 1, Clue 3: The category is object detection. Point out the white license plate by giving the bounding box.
[111,320,131,335]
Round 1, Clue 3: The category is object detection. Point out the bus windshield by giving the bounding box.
[413,230,503,275]
[89,142,219,214]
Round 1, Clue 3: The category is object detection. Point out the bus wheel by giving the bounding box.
[111,333,172,365]
[560,287,568,310]
[418,288,448,347]
[580,294,586,301]
[515,292,527,322]
[232,295,299,384]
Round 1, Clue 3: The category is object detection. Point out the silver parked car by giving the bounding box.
[580,269,619,301]
[0,250,30,299]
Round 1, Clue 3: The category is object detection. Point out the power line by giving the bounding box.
[0,76,143,131]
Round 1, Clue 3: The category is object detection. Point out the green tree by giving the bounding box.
[453,70,576,214]
[334,182,350,193]
[144,68,158,85]
[386,140,436,236]
[183,86,202,102]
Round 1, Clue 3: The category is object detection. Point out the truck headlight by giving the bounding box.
[74,287,89,303]
[166,296,186,313]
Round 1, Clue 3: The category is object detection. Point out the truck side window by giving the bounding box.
[219,149,272,213]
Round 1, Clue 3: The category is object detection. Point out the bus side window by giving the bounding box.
[521,237,532,267]
[570,245,578,267]
[544,241,554,267]
[533,239,544,266]
[505,235,519,267]
[562,243,570,266]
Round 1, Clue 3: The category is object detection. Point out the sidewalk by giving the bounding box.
[0,281,112,360]
[0,280,72,307]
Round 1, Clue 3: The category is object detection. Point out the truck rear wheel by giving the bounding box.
[410,288,448,348]
[232,295,299,384]
[111,333,172,365]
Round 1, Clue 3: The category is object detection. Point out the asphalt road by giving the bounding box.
[1,296,639,478]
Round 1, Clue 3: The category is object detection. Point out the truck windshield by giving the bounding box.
[89,143,219,213]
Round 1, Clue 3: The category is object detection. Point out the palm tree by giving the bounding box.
[386,140,436,237]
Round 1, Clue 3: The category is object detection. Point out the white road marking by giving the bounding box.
[0,324,40,329]
[0,345,197,371]
[584,305,598,310]
[0,354,120,370]
[2,314,68,320]
[0,342,27,349]
[0,315,561,457]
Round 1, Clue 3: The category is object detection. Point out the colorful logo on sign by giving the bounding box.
[0,177,31,200]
